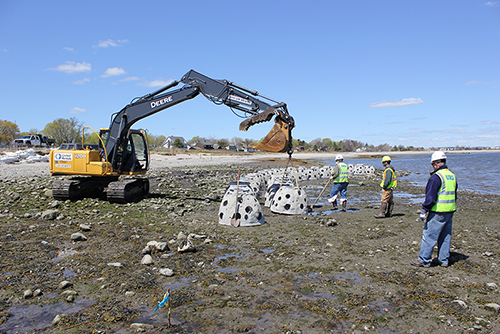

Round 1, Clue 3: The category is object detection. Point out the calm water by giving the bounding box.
[321,152,500,195]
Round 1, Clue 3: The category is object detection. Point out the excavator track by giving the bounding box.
[52,176,118,201]
[107,178,149,203]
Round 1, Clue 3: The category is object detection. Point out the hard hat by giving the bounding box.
[381,156,391,163]
[335,154,343,160]
[431,151,447,163]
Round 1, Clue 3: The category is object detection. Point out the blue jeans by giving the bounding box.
[418,211,454,266]
[330,182,348,200]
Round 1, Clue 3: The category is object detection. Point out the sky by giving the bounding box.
[1,0,499,148]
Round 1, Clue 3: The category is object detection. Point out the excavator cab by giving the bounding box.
[100,129,149,174]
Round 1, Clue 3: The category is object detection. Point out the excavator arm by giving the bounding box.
[106,70,294,170]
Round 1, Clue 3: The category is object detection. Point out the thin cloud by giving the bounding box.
[140,79,175,87]
[68,107,86,114]
[369,98,424,108]
[485,2,499,6]
[72,78,90,85]
[481,120,500,125]
[101,67,126,78]
[120,76,141,82]
[94,39,129,48]
[49,61,91,74]
[63,47,74,52]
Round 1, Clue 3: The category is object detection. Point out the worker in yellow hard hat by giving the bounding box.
[374,156,397,218]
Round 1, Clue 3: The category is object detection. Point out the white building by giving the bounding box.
[162,136,187,149]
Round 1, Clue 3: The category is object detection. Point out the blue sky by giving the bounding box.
[1,0,499,148]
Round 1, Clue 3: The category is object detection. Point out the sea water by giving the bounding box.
[321,151,500,195]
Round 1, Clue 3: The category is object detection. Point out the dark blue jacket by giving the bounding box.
[422,165,458,212]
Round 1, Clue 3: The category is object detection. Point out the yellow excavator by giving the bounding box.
[49,70,295,202]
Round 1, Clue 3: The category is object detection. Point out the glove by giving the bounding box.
[419,210,427,222]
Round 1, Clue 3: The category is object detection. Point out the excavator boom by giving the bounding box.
[50,69,295,202]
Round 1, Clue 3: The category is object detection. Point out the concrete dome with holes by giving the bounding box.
[270,185,308,215]
[218,181,265,227]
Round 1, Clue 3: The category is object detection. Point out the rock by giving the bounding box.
[452,300,467,308]
[326,219,337,227]
[107,262,122,267]
[58,280,73,290]
[188,233,206,240]
[177,231,187,240]
[42,209,59,220]
[130,323,154,331]
[141,254,153,265]
[482,252,494,257]
[24,289,33,299]
[60,290,77,296]
[142,245,152,255]
[79,224,91,231]
[178,238,195,253]
[66,294,75,302]
[125,291,135,297]
[33,288,42,297]
[147,241,159,248]
[52,314,62,326]
[49,200,60,208]
[486,282,498,289]
[159,268,174,276]
[155,242,169,252]
[71,232,87,242]
[484,303,500,312]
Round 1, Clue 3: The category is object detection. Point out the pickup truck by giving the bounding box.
[14,134,56,147]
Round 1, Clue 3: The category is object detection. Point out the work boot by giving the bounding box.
[331,199,338,210]
[374,203,387,218]
[341,199,347,212]
[385,202,394,217]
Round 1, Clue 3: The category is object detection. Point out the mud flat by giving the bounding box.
[0,156,499,333]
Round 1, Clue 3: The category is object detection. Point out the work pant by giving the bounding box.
[418,211,454,266]
[381,188,393,204]
[330,182,348,200]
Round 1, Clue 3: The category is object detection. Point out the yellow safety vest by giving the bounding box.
[334,162,348,183]
[430,168,457,212]
[380,166,397,189]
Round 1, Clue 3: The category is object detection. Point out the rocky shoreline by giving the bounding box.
[0,156,499,333]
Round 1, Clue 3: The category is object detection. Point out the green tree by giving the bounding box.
[189,136,201,145]
[218,139,229,149]
[43,117,84,145]
[173,138,185,148]
[0,120,20,145]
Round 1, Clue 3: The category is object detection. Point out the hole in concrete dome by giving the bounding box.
[284,204,291,210]
[245,214,248,220]
[285,194,290,199]
[300,204,304,209]
[257,212,262,220]
[245,206,252,213]
[297,190,301,196]
[223,200,228,206]
[277,196,282,201]
[219,213,223,219]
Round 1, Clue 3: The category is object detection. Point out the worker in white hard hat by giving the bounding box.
[374,155,397,218]
[411,151,458,268]
[328,154,349,211]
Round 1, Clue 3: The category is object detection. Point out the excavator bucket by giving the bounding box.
[239,108,292,153]
[251,120,292,153]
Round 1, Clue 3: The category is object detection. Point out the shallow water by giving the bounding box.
[0,299,95,334]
